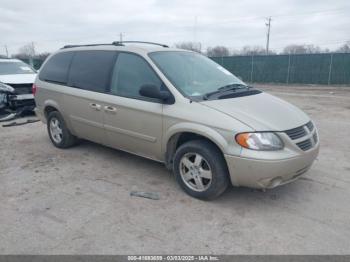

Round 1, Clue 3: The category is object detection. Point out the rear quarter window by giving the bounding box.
[39,52,74,84]
[68,50,116,93]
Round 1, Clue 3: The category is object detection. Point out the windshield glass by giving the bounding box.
[149,51,245,97]
[0,61,36,75]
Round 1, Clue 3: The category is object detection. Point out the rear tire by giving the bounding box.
[47,111,78,148]
[173,140,229,200]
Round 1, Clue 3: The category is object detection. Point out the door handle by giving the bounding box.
[104,105,117,113]
[89,103,101,111]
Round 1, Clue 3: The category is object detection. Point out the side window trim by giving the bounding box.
[66,51,77,87]
[105,52,119,94]
[42,79,67,85]
[107,51,174,104]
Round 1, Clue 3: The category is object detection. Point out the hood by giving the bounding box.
[0,74,36,85]
[199,92,309,131]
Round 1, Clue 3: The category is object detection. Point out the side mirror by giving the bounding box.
[139,84,174,104]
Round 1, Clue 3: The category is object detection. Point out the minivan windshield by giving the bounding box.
[0,61,36,75]
[149,51,246,98]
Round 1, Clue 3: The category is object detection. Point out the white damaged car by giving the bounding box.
[0,58,37,121]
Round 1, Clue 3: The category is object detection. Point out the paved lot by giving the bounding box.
[1,84,350,254]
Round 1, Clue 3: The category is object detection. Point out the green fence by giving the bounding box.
[20,53,350,85]
[211,53,350,85]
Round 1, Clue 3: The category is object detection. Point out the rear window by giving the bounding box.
[68,50,116,93]
[39,52,74,84]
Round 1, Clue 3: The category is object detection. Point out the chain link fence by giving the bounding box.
[211,53,350,85]
[19,53,350,85]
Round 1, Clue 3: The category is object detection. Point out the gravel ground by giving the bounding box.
[0,84,350,254]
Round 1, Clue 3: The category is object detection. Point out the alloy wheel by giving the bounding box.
[49,117,63,144]
[179,152,212,192]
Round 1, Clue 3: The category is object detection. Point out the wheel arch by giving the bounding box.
[43,100,75,135]
[164,123,228,170]
[43,100,61,119]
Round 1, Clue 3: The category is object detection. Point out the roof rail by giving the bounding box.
[62,41,169,49]
[112,41,169,48]
[62,43,113,49]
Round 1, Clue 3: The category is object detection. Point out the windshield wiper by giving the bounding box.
[203,83,249,100]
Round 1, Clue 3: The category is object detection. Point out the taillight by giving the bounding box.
[32,84,37,96]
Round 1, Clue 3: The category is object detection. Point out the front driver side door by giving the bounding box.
[103,52,165,161]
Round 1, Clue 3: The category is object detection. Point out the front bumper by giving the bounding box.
[224,143,320,189]
[8,93,35,109]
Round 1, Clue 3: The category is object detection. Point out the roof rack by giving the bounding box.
[62,41,169,49]
[112,41,169,48]
[62,43,113,49]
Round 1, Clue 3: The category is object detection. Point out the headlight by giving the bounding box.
[235,132,284,151]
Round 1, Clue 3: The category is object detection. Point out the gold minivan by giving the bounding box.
[34,41,319,199]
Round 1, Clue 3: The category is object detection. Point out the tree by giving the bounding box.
[336,41,350,53]
[206,46,230,57]
[13,42,36,60]
[282,44,322,54]
[305,44,322,54]
[240,45,267,55]
[174,41,202,53]
[35,52,51,60]
[282,44,306,54]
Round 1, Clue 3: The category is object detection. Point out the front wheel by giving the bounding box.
[173,140,229,200]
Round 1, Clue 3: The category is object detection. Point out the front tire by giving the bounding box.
[173,140,229,200]
[47,111,78,148]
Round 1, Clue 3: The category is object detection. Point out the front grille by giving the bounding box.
[306,121,314,132]
[296,139,313,151]
[285,126,307,140]
[284,121,317,151]
[7,83,33,95]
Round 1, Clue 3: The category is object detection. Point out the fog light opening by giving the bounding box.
[269,177,283,188]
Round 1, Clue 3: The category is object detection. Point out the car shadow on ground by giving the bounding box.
[74,139,306,206]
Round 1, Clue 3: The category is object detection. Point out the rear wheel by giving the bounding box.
[47,111,78,148]
[173,140,229,200]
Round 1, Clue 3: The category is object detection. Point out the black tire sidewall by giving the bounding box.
[173,140,229,200]
[47,111,74,148]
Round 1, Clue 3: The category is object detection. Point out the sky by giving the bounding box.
[1,0,349,55]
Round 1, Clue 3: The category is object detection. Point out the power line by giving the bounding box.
[198,8,346,27]
[1,6,348,46]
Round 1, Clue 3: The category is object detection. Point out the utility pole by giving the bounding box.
[265,17,272,55]
[4,45,9,58]
[30,42,36,56]
[119,33,123,42]
[30,42,35,67]
[193,16,202,53]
